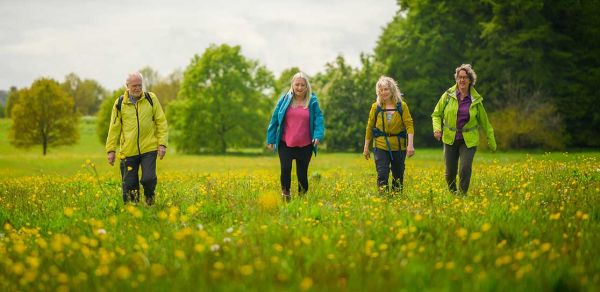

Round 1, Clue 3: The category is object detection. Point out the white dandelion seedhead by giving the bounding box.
[210,244,220,252]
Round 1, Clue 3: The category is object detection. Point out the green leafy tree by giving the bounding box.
[95,88,125,144]
[476,0,600,147]
[274,67,301,98]
[61,73,106,115]
[9,78,79,155]
[169,44,275,153]
[4,86,19,118]
[376,0,600,148]
[314,55,384,151]
[139,66,160,91]
[375,0,488,147]
[152,69,182,109]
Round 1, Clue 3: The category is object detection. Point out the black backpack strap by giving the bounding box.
[116,95,124,111]
[113,95,124,124]
[144,92,154,106]
[144,92,155,121]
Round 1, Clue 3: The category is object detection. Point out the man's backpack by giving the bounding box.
[115,92,155,122]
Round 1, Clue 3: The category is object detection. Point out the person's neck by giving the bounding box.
[458,87,468,99]
[293,95,306,103]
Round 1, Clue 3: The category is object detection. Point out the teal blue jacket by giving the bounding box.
[266,91,325,154]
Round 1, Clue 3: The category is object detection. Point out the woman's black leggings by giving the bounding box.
[278,142,313,193]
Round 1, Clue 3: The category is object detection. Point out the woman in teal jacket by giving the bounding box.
[266,72,325,201]
[432,64,496,195]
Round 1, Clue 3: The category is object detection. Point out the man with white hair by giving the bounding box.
[106,72,168,205]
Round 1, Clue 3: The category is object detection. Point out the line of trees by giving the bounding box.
[5,0,599,154]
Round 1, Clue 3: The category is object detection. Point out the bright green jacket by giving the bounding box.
[105,91,168,158]
[431,85,496,151]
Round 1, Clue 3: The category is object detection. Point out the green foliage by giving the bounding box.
[376,0,488,147]
[61,73,107,115]
[152,69,182,109]
[274,66,301,98]
[490,92,567,150]
[376,0,600,148]
[0,105,4,118]
[95,88,125,145]
[139,66,160,91]
[314,55,384,151]
[4,86,19,118]
[9,78,79,155]
[170,44,275,153]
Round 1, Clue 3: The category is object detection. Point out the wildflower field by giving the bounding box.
[0,118,599,291]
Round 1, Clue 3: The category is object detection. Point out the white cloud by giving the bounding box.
[0,0,397,89]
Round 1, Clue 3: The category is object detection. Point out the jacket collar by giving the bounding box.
[447,85,483,104]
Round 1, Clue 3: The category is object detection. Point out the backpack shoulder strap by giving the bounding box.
[116,95,124,111]
[144,92,154,107]
[396,102,403,115]
[144,92,156,121]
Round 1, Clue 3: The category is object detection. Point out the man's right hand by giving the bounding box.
[107,152,115,166]
[434,130,442,141]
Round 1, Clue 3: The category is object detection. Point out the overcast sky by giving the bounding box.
[0,0,398,90]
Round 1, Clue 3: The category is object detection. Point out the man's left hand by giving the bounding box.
[158,145,167,160]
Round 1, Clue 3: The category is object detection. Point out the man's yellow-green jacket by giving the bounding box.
[105,91,168,158]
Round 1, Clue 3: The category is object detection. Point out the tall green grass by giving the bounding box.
[0,117,598,291]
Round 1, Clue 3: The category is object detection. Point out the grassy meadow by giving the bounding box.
[0,118,599,291]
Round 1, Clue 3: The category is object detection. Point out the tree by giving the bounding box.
[476,0,600,147]
[274,67,301,98]
[61,73,106,115]
[139,66,160,91]
[169,44,275,153]
[376,0,600,148]
[4,86,19,118]
[314,55,384,151]
[95,88,125,144]
[375,0,489,147]
[9,78,79,155]
[152,69,182,109]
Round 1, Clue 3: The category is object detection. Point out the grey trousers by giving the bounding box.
[120,151,157,204]
[444,140,476,194]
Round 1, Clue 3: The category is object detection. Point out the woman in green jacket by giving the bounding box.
[431,64,496,195]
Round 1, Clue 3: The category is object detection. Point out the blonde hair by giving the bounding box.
[376,76,403,106]
[289,72,312,108]
[454,64,477,86]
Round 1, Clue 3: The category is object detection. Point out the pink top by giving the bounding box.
[282,106,311,147]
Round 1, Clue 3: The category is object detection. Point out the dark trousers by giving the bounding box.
[444,140,476,194]
[373,147,407,192]
[120,151,157,204]
[278,142,313,194]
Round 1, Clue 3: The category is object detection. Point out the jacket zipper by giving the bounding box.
[135,102,141,155]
